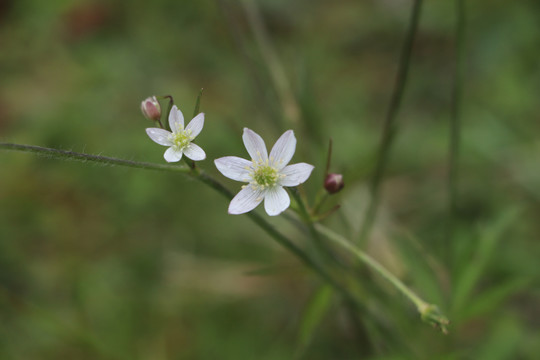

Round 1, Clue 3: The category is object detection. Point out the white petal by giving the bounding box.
[279,163,315,187]
[264,186,290,216]
[269,130,296,169]
[164,147,183,162]
[242,128,268,162]
[183,143,206,161]
[168,105,184,133]
[185,113,204,139]
[214,156,253,182]
[146,128,173,146]
[228,186,265,215]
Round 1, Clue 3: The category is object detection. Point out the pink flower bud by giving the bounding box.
[140,96,161,121]
[324,173,344,194]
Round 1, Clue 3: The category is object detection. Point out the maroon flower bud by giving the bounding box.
[324,173,344,194]
[140,96,161,121]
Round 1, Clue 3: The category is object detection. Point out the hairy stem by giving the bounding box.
[358,0,423,245]
[1,142,445,331]
[0,141,365,310]
[0,143,189,172]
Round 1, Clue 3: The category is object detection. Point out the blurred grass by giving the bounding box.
[1,0,540,359]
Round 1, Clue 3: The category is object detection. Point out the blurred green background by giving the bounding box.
[1,0,540,359]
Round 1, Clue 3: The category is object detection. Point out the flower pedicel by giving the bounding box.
[215,128,314,216]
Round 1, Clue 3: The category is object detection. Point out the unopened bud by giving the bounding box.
[324,173,344,194]
[141,96,161,121]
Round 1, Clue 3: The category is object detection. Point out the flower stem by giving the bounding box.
[0,143,190,172]
[161,95,174,132]
[192,88,204,117]
[289,188,341,264]
[315,223,449,333]
[195,171,368,309]
[240,0,300,127]
[1,142,447,331]
[358,0,423,246]
[0,142,343,293]
[447,0,465,258]
[1,142,361,307]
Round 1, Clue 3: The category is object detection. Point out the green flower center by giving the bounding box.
[172,130,192,150]
[253,165,278,188]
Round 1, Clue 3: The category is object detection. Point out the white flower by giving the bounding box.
[215,128,314,216]
[146,105,206,163]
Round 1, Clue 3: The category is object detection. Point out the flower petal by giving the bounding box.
[146,128,173,146]
[185,113,204,139]
[168,105,184,133]
[264,186,290,216]
[183,143,206,161]
[214,156,253,182]
[269,130,296,169]
[228,186,265,215]
[164,147,183,162]
[242,128,268,162]
[279,163,315,187]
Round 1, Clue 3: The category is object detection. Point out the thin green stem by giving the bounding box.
[1,142,362,307]
[325,138,333,176]
[240,0,300,127]
[216,0,281,129]
[289,188,326,259]
[447,0,465,256]
[358,0,423,246]
[1,141,447,332]
[315,223,449,333]
[312,190,329,216]
[0,143,189,172]
[162,95,174,131]
[193,88,204,117]
[196,172,359,305]
[289,188,351,277]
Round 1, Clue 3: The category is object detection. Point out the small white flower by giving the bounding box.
[146,105,206,163]
[215,128,314,216]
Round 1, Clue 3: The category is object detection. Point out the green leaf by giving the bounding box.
[295,285,333,358]
[474,315,522,360]
[193,88,204,118]
[460,278,530,321]
[452,208,520,314]
[395,233,447,309]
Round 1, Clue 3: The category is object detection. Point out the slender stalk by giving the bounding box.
[315,223,449,333]
[0,143,189,172]
[1,142,364,307]
[1,143,446,331]
[240,0,300,127]
[162,95,174,131]
[193,88,204,117]
[216,0,271,120]
[196,171,361,306]
[447,0,465,252]
[289,188,327,260]
[325,139,333,176]
[358,0,423,245]
[289,188,344,268]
